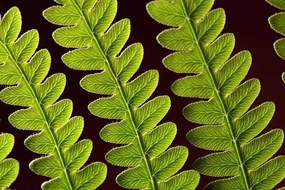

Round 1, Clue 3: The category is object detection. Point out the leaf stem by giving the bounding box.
[1,42,73,190]
[71,1,158,189]
[180,0,250,189]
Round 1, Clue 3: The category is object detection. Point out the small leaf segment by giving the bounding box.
[43,0,200,189]
[0,7,106,190]
[0,132,19,189]
[147,0,285,189]
[267,0,285,82]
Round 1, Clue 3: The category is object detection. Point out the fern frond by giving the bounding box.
[43,0,200,189]
[147,0,285,189]
[267,0,285,80]
[0,7,106,189]
[0,132,19,189]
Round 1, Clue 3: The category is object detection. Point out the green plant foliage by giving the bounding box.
[0,132,19,189]
[147,0,285,189]
[0,7,106,190]
[43,0,200,189]
[267,0,285,10]
[267,0,285,81]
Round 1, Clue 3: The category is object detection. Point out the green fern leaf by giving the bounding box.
[267,0,285,10]
[0,133,19,189]
[267,0,285,80]
[147,0,285,189]
[43,0,200,189]
[0,7,107,189]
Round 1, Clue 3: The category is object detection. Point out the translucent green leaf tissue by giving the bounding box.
[0,132,19,189]
[267,0,285,82]
[147,0,285,189]
[0,7,106,190]
[43,0,200,189]
[0,0,285,189]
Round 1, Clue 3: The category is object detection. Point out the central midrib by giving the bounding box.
[180,0,251,189]
[71,1,158,189]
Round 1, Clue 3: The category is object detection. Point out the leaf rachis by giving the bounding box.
[179,1,251,187]
[62,1,158,187]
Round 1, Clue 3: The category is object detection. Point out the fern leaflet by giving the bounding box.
[0,132,19,189]
[267,0,285,82]
[147,0,285,189]
[43,0,200,189]
[0,7,106,190]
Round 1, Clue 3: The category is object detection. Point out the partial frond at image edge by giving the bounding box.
[147,0,285,189]
[267,0,285,82]
[0,132,19,189]
[0,7,106,190]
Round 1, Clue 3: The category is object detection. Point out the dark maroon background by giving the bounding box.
[0,0,284,189]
